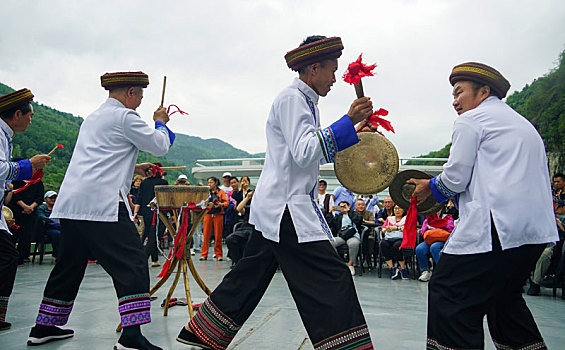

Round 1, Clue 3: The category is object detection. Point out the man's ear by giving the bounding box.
[480,85,491,99]
[127,87,135,97]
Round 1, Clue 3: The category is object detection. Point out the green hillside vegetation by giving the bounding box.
[0,82,256,189]
[409,48,565,173]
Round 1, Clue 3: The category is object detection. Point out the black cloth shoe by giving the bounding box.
[540,276,563,288]
[114,333,162,350]
[527,283,541,296]
[0,321,12,331]
[27,325,74,346]
[176,326,212,349]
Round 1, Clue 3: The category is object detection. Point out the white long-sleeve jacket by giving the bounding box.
[250,78,358,243]
[430,96,558,254]
[51,98,174,222]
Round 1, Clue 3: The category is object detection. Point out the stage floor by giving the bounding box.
[2,251,564,349]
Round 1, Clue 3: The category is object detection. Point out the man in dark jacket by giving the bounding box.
[133,163,167,267]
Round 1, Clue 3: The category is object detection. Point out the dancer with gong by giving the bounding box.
[176,35,374,350]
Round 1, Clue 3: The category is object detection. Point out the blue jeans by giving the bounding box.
[416,241,445,271]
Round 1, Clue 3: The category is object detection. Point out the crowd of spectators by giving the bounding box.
[6,167,564,301]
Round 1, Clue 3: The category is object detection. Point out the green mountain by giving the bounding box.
[0,82,256,189]
[410,49,565,174]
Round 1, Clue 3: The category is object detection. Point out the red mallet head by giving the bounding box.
[343,54,377,85]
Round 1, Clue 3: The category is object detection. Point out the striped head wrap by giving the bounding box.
[0,88,34,114]
[100,71,149,90]
[449,62,510,98]
[285,37,344,71]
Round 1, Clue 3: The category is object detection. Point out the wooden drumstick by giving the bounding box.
[160,166,186,170]
[354,81,364,98]
[160,76,167,106]
[47,144,64,157]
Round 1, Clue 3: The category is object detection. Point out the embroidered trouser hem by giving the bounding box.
[188,211,372,349]
[35,203,151,328]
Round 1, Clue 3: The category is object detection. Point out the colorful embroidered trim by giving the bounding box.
[0,296,8,321]
[317,126,338,163]
[36,297,74,326]
[426,338,458,350]
[314,324,372,350]
[118,293,151,327]
[492,339,548,350]
[0,88,34,113]
[188,298,241,350]
[6,161,20,180]
[310,186,334,241]
[435,175,457,198]
[452,66,499,80]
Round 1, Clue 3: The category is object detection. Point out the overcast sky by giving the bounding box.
[1,0,564,158]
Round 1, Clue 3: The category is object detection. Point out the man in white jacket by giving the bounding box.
[177,36,374,350]
[410,62,558,350]
[28,72,175,350]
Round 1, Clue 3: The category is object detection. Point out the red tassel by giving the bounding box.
[343,54,377,85]
[13,169,44,194]
[400,197,418,249]
[166,104,189,117]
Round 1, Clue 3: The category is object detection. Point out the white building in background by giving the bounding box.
[191,157,447,198]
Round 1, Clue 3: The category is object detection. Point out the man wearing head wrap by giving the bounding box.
[28,72,175,350]
[0,89,51,331]
[176,36,374,350]
[409,63,558,349]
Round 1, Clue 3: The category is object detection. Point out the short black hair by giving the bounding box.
[229,176,238,183]
[297,35,328,75]
[0,102,32,120]
[319,180,327,186]
[469,81,500,99]
[339,201,350,207]
[554,172,565,181]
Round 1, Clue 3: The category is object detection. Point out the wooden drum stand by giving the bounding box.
[116,185,211,332]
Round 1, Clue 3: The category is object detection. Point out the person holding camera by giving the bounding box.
[200,176,228,261]
[326,201,363,275]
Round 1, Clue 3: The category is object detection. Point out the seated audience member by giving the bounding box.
[354,199,376,224]
[317,179,334,215]
[380,205,408,280]
[326,201,363,276]
[416,208,454,282]
[530,198,565,294]
[332,185,355,208]
[226,189,254,266]
[376,196,395,224]
[36,191,62,260]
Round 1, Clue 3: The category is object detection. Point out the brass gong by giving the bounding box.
[334,132,399,194]
[389,170,443,216]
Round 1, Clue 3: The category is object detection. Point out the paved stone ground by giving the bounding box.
[1,250,564,349]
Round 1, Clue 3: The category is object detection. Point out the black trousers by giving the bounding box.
[427,225,547,350]
[35,203,152,328]
[225,224,252,264]
[14,214,37,262]
[0,230,19,321]
[188,211,372,350]
[141,209,164,262]
[380,238,403,262]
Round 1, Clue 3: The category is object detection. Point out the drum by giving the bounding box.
[154,185,209,208]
